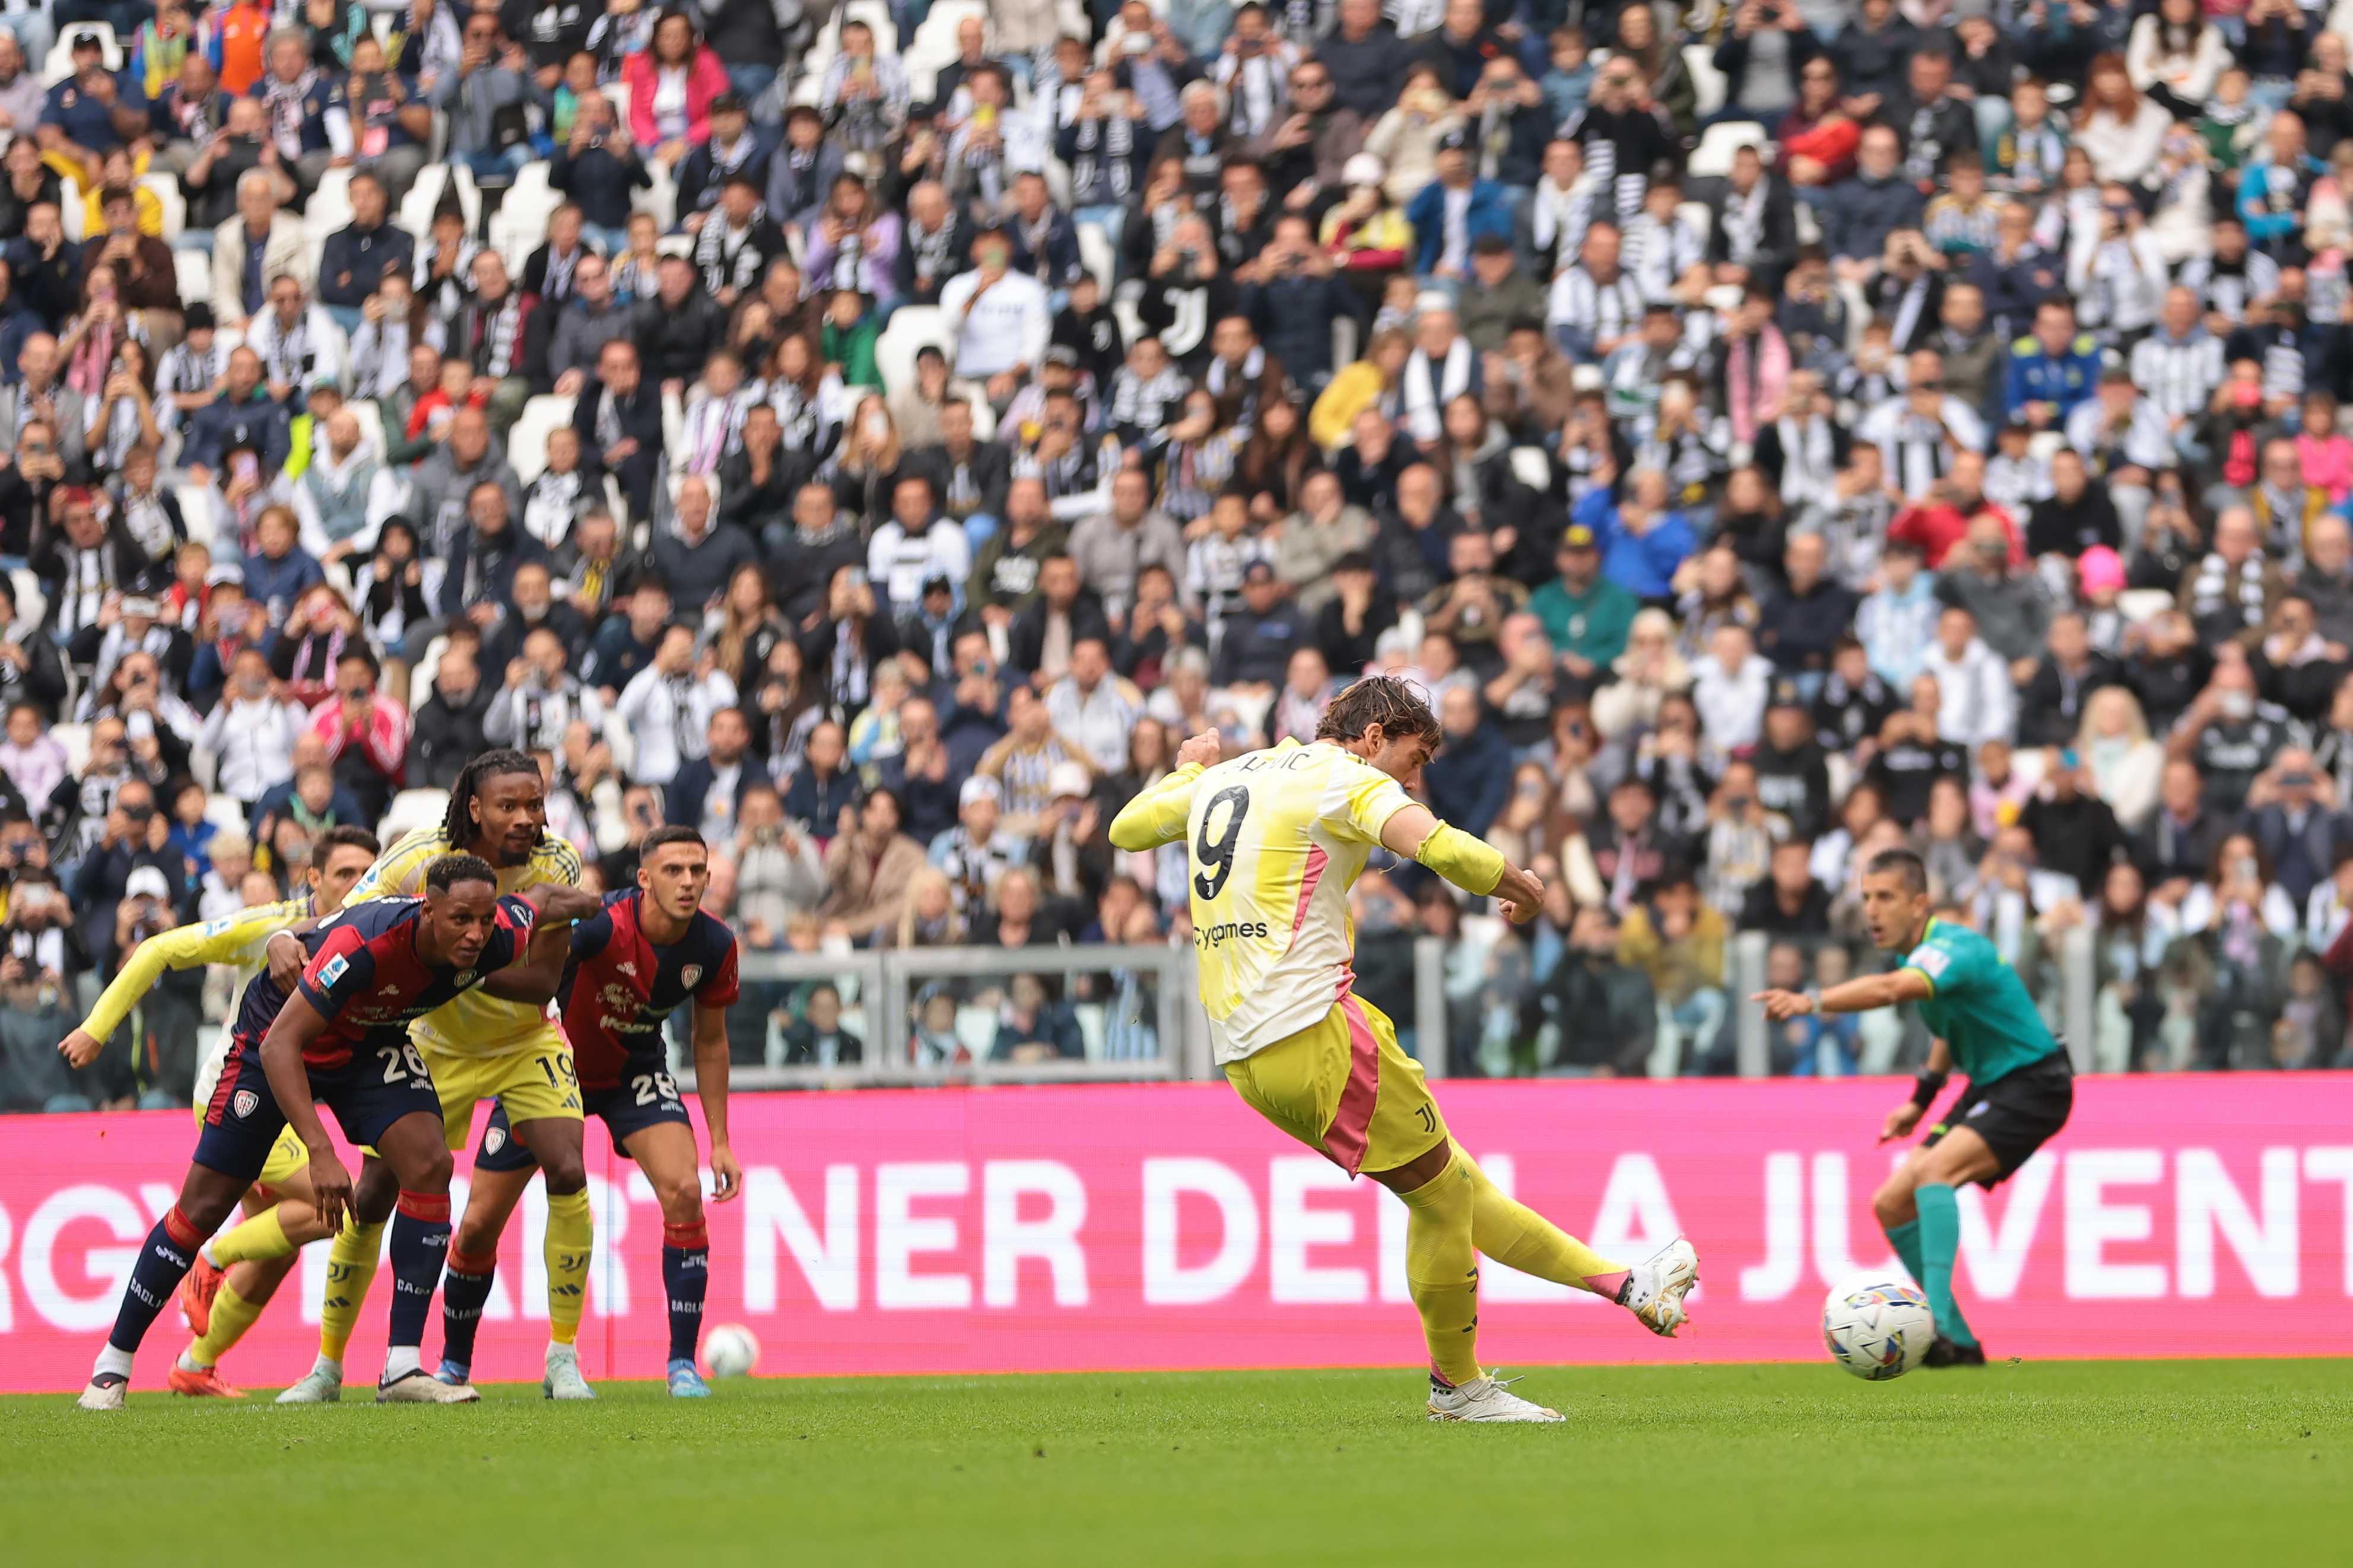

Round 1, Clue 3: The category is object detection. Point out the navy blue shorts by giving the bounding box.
[472,1060,690,1172]
[194,1034,444,1182]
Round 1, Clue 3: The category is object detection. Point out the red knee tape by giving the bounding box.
[163,1205,207,1251]
[663,1222,709,1251]
[447,1247,499,1276]
[396,1190,452,1223]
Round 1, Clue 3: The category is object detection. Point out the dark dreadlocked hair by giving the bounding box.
[1316,675,1443,750]
[443,749,546,858]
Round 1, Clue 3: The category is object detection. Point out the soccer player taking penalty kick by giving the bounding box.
[1752,848,2075,1366]
[1109,678,1700,1423]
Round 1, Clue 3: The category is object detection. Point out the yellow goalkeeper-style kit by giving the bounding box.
[344,825,587,1147]
[1108,739,1449,1178]
[81,897,316,1189]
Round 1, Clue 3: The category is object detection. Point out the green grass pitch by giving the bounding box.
[4,1360,2347,1566]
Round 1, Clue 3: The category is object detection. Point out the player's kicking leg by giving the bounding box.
[621,1120,714,1397]
[1872,1127,2002,1367]
[1229,994,1700,1423]
[78,1161,255,1410]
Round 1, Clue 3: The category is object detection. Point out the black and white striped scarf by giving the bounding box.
[1065,113,1137,205]
[696,205,774,298]
[1773,415,1835,507]
[261,68,319,160]
[1110,365,1188,437]
[1624,212,1701,304]
[1528,180,1593,271]
[463,291,526,379]
[1720,182,1766,268]
[907,217,961,290]
[2187,551,2270,630]
[767,379,829,456]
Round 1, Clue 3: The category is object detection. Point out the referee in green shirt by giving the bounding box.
[1753,848,2073,1366]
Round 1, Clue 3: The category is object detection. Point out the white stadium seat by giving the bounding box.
[175,245,214,311]
[41,24,121,87]
[507,395,577,485]
[141,173,186,241]
[875,305,947,395]
[1688,120,1767,180]
[380,789,450,843]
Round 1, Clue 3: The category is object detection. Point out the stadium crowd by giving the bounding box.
[4,0,2353,1109]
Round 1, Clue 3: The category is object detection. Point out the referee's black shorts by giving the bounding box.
[1920,1053,2074,1186]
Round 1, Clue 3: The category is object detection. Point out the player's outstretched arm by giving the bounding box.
[1377,803,1544,924]
[691,1001,740,1203]
[1752,966,1933,1021]
[1108,733,1221,851]
[480,922,573,1004]
[256,992,354,1233]
[66,902,313,1065]
[520,882,605,925]
[62,921,215,1066]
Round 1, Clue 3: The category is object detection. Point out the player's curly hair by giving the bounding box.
[1316,676,1443,749]
[444,749,545,853]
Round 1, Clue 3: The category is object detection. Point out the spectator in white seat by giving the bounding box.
[938,222,1053,409]
[195,645,305,807]
[615,620,739,787]
[289,406,377,566]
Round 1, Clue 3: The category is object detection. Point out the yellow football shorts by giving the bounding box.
[1224,993,1447,1178]
[421,1028,583,1153]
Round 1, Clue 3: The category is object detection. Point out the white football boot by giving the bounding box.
[1624,1236,1701,1337]
[77,1374,128,1412]
[542,1343,598,1401]
[1427,1373,1564,1423]
[275,1357,344,1404]
[377,1368,480,1404]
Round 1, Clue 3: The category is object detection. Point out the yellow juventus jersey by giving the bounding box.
[1108,739,1414,1064]
[75,896,313,1114]
[346,825,583,1057]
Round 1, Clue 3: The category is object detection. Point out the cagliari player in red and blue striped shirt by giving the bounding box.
[448,826,743,1398]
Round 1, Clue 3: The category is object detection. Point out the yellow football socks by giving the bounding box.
[1395,1149,1484,1388]
[543,1189,593,1347]
[188,1280,267,1367]
[1456,1149,1628,1296]
[207,1206,296,1267]
[317,1219,384,1362]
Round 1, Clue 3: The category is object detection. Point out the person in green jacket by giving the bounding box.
[822,288,882,391]
[1526,524,1637,679]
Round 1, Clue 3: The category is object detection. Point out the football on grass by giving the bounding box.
[1821,1273,1935,1381]
[704,1324,761,1379]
